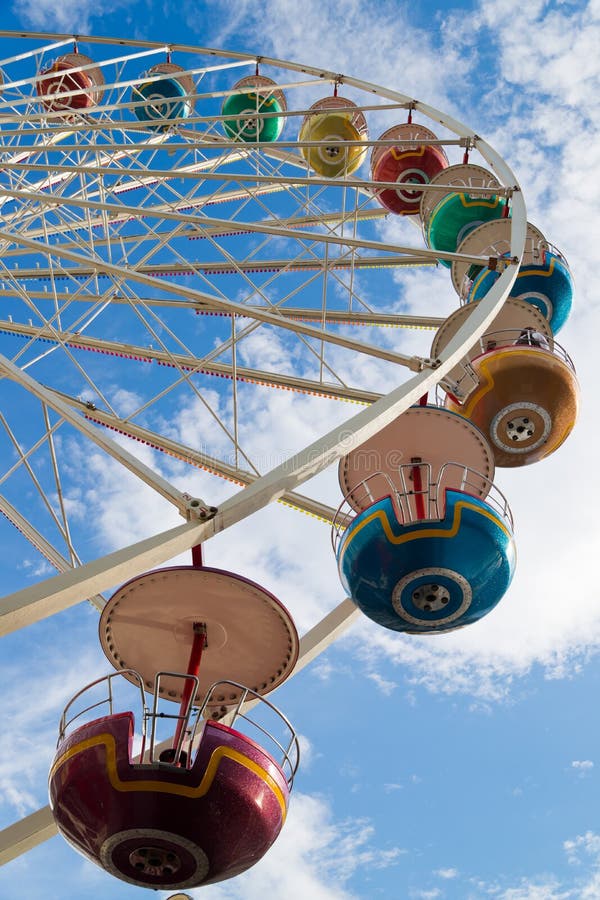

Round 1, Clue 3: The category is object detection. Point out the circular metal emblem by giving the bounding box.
[100,828,209,889]
[490,401,551,454]
[392,567,472,627]
[395,167,428,202]
[319,135,344,163]
[237,107,259,137]
[144,92,175,119]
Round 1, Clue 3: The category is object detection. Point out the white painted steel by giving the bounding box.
[0,31,525,867]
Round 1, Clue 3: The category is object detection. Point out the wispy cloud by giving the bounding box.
[571,760,594,777]
[0,640,104,820]
[366,671,397,696]
[383,782,403,793]
[435,867,459,880]
[201,792,406,899]
[410,829,600,898]
[11,0,136,33]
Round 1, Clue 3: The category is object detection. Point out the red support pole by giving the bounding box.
[411,461,426,520]
[172,622,207,756]
[191,544,203,567]
[418,393,428,406]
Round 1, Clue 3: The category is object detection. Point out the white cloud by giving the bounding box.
[11,0,135,32]
[311,659,336,681]
[18,558,55,578]
[201,0,470,115]
[30,559,56,577]
[0,640,105,820]
[297,733,319,772]
[366,671,397,696]
[435,867,459,879]
[564,831,600,866]
[201,792,405,900]
[476,0,600,109]
[110,386,144,416]
[571,760,594,776]
[495,882,567,899]
[408,830,600,898]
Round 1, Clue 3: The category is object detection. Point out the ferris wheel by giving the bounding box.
[0,30,577,893]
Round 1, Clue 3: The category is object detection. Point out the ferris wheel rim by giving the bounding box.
[0,30,526,869]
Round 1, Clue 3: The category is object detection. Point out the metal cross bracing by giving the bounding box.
[0,30,526,870]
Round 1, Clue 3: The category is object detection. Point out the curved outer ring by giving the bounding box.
[0,30,526,865]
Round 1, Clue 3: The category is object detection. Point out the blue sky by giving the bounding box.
[0,1,599,899]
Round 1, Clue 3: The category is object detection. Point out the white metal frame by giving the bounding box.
[0,30,526,865]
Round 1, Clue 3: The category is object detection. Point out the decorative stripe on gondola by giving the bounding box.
[50,730,287,818]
